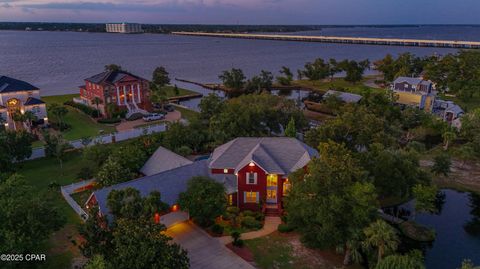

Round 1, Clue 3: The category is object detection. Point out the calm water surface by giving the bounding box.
[3,25,476,98]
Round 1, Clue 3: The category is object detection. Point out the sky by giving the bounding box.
[0,0,479,25]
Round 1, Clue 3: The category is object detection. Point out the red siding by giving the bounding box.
[211,168,234,174]
[237,164,267,211]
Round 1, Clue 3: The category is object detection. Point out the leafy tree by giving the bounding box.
[93,97,102,112]
[48,103,69,130]
[431,153,452,176]
[442,127,457,150]
[375,250,425,269]
[276,66,294,85]
[285,117,296,138]
[285,141,377,260]
[362,219,399,264]
[110,218,189,269]
[412,184,439,218]
[259,70,274,90]
[163,120,209,153]
[43,131,72,169]
[0,174,65,254]
[0,130,33,173]
[79,207,113,258]
[97,158,135,186]
[328,58,341,81]
[374,54,396,82]
[219,68,246,90]
[105,64,122,72]
[300,58,330,81]
[198,93,225,122]
[107,188,169,220]
[178,176,227,227]
[84,255,108,269]
[152,66,170,87]
[210,94,305,143]
[338,59,370,83]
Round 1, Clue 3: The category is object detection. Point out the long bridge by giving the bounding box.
[172,31,480,49]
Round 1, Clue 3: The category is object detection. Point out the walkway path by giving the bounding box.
[218,216,282,244]
[166,221,254,269]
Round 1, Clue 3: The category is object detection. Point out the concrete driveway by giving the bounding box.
[165,221,255,269]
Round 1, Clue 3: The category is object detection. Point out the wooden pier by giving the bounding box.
[172,31,480,49]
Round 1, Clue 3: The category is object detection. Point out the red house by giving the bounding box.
[209,137,319,213]
[77,70,151,118]
[86,137,318,227]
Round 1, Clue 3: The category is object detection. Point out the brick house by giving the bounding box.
[77,70,151,118]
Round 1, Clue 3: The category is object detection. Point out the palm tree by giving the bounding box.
[442,128,457,150]
[363,220,399,264]
[23,111,37,132]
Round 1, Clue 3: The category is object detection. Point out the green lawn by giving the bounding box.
[173,105,199,121]
[42,94,116,142]
[290,77,380,95]
[17,150,87,268]
[162,85,199,98]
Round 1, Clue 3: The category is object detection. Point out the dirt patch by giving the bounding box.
[421,159,480,193]
[227,243,255,263]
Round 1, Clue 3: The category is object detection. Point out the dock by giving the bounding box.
[172,32,480,49]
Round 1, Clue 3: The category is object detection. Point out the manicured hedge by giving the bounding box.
[97,118,121,124]
[278,223,294,233]
[64,101,101,118]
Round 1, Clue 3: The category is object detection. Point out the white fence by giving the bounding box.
[29,123,166,160]
[60,179,96,222]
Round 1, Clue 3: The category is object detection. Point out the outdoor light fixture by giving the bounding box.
[249,162,255,167]
[223,168,228,174]
[172,204,178,212]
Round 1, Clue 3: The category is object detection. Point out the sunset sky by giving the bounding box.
[0,0,478,24]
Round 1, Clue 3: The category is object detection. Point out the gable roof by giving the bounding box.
[24,97,45,106]
[91,160,237,217]
[140,146,193,176]
[393,77,432,87]
[85,70,146,85]
[0,76,39,93]
[209,137,319,174]
[324,90,362,103]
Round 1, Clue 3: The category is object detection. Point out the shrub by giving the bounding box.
[231,231,244,247]
[175,146,193,157]
[127,113,143,121]
[64,101,101,118]
[252,211,265,221]
[278,223,294,233]
[242,210,255,217]
[97,118,121,124]
[226,206,240,215]
[241,216,262,230]
[211,224,224,235]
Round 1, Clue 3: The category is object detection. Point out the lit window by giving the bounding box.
[228,194,233,205]
[223,168,228,174]
[283,179,292,196]
[245,192,257,203]
[267,174,277,187]
[247,172,257,184]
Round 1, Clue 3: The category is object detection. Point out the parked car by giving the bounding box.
[164,104,175,112]
[142,113,164,122]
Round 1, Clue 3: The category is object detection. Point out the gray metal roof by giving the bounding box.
[445,104,464,115]
[0,76,38,93]
[324,90,362,103]
[393,77,432,87]
[140,146,193,176]
[92,160,237,216]
[209,137,319,174]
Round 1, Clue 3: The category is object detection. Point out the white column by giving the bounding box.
[131,85,136,104]
[123,86,127,105]
[137,83,141,104]
[116,86,120,105]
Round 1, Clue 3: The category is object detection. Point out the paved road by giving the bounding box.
[166,221,255,269]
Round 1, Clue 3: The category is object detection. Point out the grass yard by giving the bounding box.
[245,232,361,269]
[162,85,199,98]
[42,94,116,142]
[290,77,380,95]
[173,105,199,121]
[17,150,87,268]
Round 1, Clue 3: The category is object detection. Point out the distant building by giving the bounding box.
[106,23,143,33]
[77,70,151,118]
[0,76,47,131]
[391,77,436,112]
[433,99,464,128]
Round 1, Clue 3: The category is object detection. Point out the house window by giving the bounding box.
[228,194,233,205]
[244,191,258,203]
[246,172,257,185]
[267,174,277,187]
[223,168,229,174]
[283,179,291,196]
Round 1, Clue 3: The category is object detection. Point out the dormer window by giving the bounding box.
[246,172,257,185]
